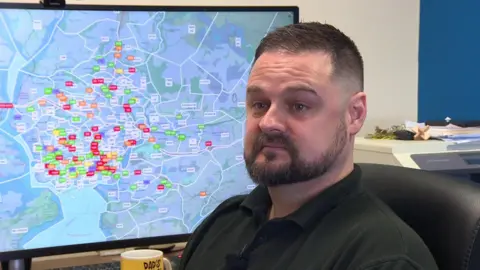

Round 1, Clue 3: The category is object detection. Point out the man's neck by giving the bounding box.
[267,162,354,220]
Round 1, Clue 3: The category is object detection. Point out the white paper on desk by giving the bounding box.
[440,137,480,144]
[430,125,480,137]
[404,121,471,137]
[436,124,462,129]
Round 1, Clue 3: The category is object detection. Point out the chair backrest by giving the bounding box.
[359,163,480,270]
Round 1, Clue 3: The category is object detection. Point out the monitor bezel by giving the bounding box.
[0,2,299,262]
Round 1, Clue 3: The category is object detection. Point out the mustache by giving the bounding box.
[251,132,295,155]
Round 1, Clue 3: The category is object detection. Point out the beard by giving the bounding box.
[244,120,347,187]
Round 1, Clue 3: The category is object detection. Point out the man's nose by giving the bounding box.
[258,105,286,134]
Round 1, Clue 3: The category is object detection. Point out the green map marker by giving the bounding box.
[165,130,176,136]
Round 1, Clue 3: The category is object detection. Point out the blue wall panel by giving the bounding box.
[418,1,480,121]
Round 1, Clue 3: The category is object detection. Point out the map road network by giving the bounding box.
[0,9,294,252]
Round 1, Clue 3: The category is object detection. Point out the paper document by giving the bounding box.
[404,120,480,144]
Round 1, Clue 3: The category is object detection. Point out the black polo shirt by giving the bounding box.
[179,165,438,270]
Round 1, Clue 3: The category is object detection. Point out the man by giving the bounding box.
[179,22,438,270]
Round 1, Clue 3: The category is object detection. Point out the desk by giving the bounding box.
[354,137,453,168]
[1,243,186,270]
[354,137,480,180]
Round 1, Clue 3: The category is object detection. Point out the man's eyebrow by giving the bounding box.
[284,86,318,96]
[246,85,318,95]
[246,85,263,94]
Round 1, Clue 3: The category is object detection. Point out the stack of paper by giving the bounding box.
[405,121,480,144]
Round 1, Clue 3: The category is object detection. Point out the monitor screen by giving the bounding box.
[0,4,297,258]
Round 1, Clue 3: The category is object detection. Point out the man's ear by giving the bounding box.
[346,92,367,136]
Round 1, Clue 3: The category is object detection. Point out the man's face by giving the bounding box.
[244,51,357,187]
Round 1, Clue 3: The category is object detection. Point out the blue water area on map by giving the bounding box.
[0,175,63,248]
[23,188,107,249]
[18,189,63,248]
[121,148,131,169]
[0,71,8,101]
[0,71,8,126]
[9,53,27,99]
[1,175,38,217]
[0,131,30,183]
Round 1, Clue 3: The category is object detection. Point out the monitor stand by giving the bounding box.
[1,258,32,270]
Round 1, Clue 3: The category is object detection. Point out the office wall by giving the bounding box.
[3,0,420,134]
[418,1,478,122]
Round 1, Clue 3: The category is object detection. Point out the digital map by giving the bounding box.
[0,9,294,252]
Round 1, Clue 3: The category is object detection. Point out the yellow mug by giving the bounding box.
[120,249,172,270]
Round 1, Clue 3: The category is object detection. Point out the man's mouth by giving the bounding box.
[262,143,287,149]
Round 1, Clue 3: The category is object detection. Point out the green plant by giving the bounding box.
[365,124,406,140]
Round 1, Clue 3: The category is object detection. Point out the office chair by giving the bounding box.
[359,163,480,270]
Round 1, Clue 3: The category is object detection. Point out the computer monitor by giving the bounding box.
[0,2,299,263]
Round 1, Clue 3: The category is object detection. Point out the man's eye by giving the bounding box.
[252,102,268,110]
[293,103,309,112]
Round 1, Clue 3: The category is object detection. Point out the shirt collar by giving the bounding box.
[240,164,363,229]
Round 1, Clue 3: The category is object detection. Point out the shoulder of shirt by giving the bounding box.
[214,194,248,211]
[338,190,438,269]
[214,195,248,212]
[361,191,421,248]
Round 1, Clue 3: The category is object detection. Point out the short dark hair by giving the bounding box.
[254,22,364,93]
